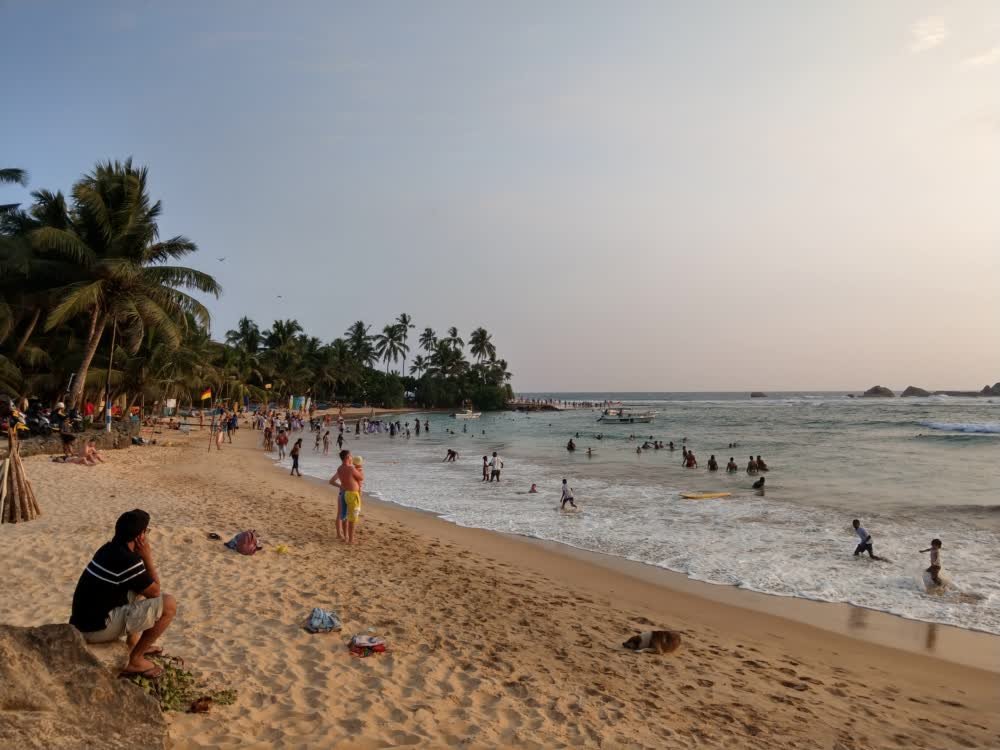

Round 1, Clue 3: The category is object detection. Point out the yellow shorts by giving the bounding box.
[344,491,361,523]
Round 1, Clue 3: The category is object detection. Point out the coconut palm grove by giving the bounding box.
[0,161,513,414]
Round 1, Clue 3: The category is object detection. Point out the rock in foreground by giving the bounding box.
[0,624,166,750]
[862,385,895,398]
[749,391,767,398]
[900,386,930,397]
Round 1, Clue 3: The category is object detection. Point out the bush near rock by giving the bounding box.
[862,385,895,398]
[0,624,167,750]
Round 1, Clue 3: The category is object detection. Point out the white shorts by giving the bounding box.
[81,593,164,643]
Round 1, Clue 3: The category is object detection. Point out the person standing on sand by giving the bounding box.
[329,450,365,544]
[69,509,177,679]
[277,430,288,459]
[290,439,303,476]
[482,456,489,481]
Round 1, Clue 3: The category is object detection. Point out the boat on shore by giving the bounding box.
[597,408,656,424]
[451,409,482,419]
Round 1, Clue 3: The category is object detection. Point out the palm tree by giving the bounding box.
[37,159,220,408]
[444,326,465,352]
[409,354,427,377]
[262,319,303,350]
[226,316,262,354]
[469,327,496,362]
[345,320,376,367]
[419,327,437,353]
[428,339,468,379]
[1,168,28,214]
[373,323,408,374]
[396,312,414,372]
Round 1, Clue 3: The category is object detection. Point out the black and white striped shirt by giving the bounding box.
[70,541,154,632]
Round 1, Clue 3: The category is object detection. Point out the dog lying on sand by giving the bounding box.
[622,630,682,654]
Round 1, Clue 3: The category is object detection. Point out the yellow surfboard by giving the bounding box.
[680,492,732,500]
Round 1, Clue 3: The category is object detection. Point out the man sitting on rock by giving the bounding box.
[69,509,177,678]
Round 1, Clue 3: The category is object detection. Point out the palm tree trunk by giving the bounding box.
[14,307,41,355]
[68,310,107,409]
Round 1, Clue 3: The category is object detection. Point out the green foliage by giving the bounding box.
[126,655,237,713]
[0,162,514,411]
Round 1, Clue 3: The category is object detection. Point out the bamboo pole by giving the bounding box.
[0,458,9,524]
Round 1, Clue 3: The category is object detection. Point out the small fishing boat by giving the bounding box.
[597,408,656,424]
[451,409,482,419]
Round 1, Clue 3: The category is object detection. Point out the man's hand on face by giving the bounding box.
[135,534,153,561]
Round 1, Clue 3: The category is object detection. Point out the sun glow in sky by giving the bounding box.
[4,1,999,390]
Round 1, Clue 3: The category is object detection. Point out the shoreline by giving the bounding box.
[2,426,997,747]
[289,464,999,674]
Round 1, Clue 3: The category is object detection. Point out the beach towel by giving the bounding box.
[224,530,261,555]
[348,634,387,657]
[304,608,343,633]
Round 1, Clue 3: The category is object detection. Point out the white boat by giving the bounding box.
[597,409,656,424]
[451,409,482,419]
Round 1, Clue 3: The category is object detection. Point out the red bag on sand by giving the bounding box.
[235,530,260,555]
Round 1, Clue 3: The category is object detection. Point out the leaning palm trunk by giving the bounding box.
[68,310,107,409]
[13,308,41,356]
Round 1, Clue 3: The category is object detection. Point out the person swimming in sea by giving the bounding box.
[567,438,576,452]
[756,455,768,471]
[586,447,593,457]
[752,476,765,491]
[528,483,538,494]
[443,449,459,462]
[707,455,718,471]
[684,451,697,468]
[726,457,738,473]
[668,441,675,451]
[746,456,758,474]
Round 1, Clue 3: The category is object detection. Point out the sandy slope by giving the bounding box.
[0,427,997,749]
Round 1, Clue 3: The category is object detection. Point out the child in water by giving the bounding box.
[920,538,943,585]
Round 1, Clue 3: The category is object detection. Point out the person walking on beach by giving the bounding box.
[323,431,330,455]
[560,479,577,510]
[851,519,878,559]
[69,509,177,679]
[329,449,365,544]
[336,432,344,450]
[277,430,288,459]
[290,438,303,476]
[489,451,504,482]
[482,456,489,481]
[313,431,321,452]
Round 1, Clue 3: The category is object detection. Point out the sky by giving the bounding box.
[3,1,999,391]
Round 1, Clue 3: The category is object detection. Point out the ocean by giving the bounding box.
[278,392,1000,635]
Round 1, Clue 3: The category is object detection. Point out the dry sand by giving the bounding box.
[1,426,997,749]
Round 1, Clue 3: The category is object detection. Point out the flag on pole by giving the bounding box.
[199,388,212,401]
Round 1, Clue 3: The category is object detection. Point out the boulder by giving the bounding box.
[900,386,930,398]
[749,392,767,398]
[862,385,895,398]
[0,624,167,750]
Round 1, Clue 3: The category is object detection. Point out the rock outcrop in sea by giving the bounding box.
[862,385,895,398]
[900,386,930,397]
[0,624,167,749]
[750,392,767,398]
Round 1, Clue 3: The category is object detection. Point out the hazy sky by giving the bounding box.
[4,1,999,391]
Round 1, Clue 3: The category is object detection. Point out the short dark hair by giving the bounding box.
[852,519,860,526]
[339,449,350,461]
[114,509,150,544]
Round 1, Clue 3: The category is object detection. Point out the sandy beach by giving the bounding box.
[1,427,997,749]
